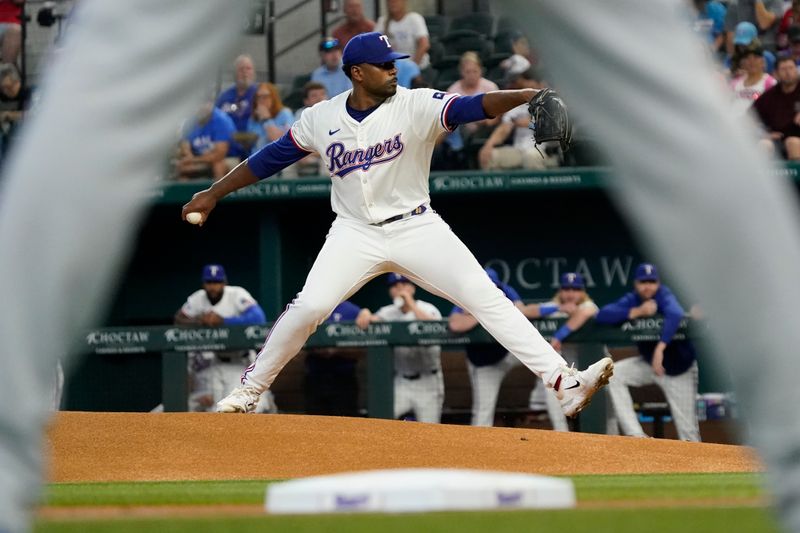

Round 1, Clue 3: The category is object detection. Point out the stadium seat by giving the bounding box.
[494,14,519,35]
[434,31,493,70]
[434,65,460,91]
[428,39,446,67]
[282,87,304,111]
[290,73,311,91]
[419,66,439,88]
[424,14,450,42]
[449,12,494,36]
[486,30,516,68]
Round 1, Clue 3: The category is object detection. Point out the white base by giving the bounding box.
[266,468,575,514]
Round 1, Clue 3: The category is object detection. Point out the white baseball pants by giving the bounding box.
[394,372,444,424]
[467,353,520,427]
[243,211,567,392]
[607,358,700,442]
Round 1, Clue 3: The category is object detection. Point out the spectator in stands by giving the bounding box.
[245,82,294,154]
[215,54,258,160]
[595,263,701,442]
[395,58,421,88]
[175,96,236,180]
[432,52,498,170]
[304,300,363,416]
[311,37,352,98]
[777,0,800,49]
[448,267,564,429]
[728,23,777,75]
[527,272,603,432]
[499,31,535,81]
[175,264,274,413]
[287,81,328,177]
[356,273,443,424]
[753,54,800,160]
[293,81,327,121]
[0,63,32,156]
[375,0,430,69]
[448,52,499,134]
[332,0,375,48]
[478,69,559,170]
[691,0,727,55]
[787,25,800,64]
[729,44,776,116]
[0,1,21,65]
[724,0,783,54]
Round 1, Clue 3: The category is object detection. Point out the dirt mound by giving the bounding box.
[45,412,762,482]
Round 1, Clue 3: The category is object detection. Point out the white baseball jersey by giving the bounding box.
[375,12,431,69]
[181,285,257,319]
[375,300,442,376]
[290,87,458,224]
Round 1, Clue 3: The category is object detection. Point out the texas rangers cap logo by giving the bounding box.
[342,32,410,65]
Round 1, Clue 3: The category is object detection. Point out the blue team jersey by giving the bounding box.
[310,64,353,97]
[451,282,521,367]
[595,285,696,375]
[216,84,257,159]
[184,108,236,156]
[215,84,257,131]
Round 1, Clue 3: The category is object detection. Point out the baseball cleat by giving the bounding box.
[216,385,261,413]
[556,357,614,417]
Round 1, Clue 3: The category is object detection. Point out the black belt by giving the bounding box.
[371,204,427,227]
[401,369,439,380]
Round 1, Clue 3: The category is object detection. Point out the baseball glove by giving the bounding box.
[527,88,572,153]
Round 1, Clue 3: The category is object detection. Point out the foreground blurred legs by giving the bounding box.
[0,2,247,531]
[500,1,800,530]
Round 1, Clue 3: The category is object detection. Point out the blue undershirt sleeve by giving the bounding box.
[444,94,488,129]
[223,304,267,325]
[538,303,559,316]
[595,294,638,324]
[553,324,573,342]
[246,131,311,180]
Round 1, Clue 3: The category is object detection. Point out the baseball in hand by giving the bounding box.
[186,212,203,225]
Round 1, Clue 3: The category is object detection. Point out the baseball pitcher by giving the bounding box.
[182,32,613,417]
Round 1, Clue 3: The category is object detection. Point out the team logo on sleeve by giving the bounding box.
[325,133,405,178]
[432,92,445,99]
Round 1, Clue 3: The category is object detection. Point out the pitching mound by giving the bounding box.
[45,412,761,482]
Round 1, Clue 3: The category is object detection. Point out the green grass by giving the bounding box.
[35,473,778,533]
[42,480,270,506]
[42,473,767,507]
[35,507,781,533]
[572,472,766,501]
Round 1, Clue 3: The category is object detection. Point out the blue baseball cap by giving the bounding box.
[560,272,585,290]
[485,267,501,285]
[634,263,659,282]
[734,22,757,45]
[342,32,410,65]
[387,272,410,285]
[202,264,227,283]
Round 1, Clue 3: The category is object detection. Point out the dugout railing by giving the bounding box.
[81,316,701,434]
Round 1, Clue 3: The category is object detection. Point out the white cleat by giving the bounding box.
[216,385,261,413]
[557,357,614,417]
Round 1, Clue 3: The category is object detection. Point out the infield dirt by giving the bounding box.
[45,412,761,482]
